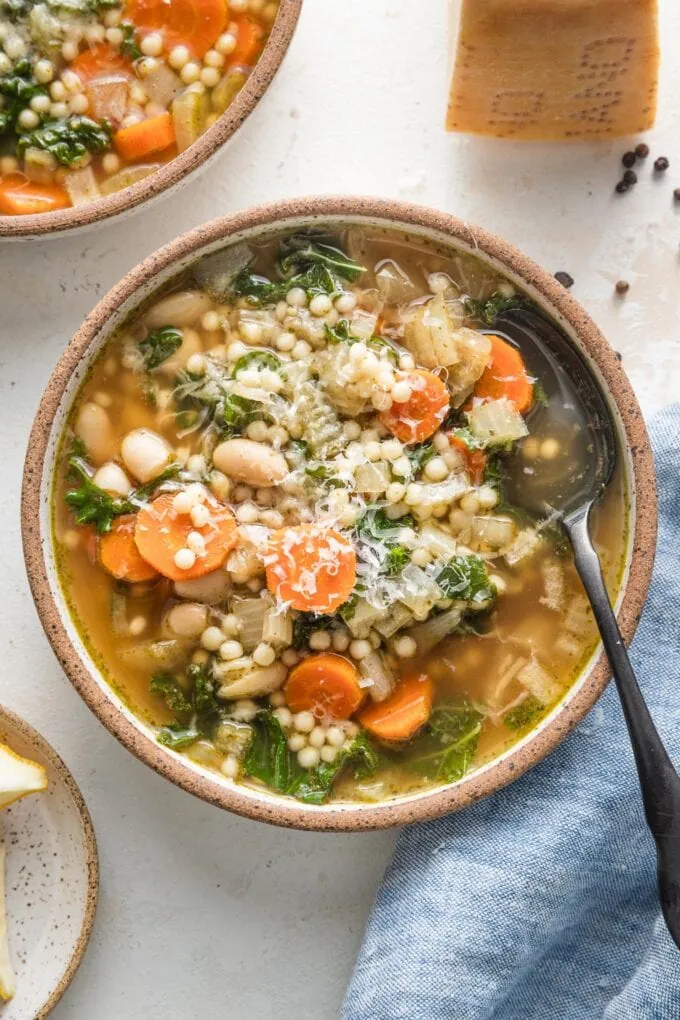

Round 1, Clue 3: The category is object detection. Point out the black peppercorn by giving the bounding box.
[635,143,650,158]
[554,271,574,289]
[615,180,630,194]
[654,156,670,172]
[674,188,680,203]
[623,169,637,185]
[622,151,636,168]
[615,280,630,295]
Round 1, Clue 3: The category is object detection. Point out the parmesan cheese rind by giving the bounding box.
[447,0,659,140]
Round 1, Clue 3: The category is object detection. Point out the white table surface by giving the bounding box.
[2,1,680,1016]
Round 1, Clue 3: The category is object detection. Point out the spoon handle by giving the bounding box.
[565,507,680,949]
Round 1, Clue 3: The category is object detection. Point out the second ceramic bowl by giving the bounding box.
[0,0,302,242]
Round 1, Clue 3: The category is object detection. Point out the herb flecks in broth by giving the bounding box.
[52,227,628,805]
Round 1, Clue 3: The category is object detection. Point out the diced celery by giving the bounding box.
[172,89,208,153]
[64,165,100,207]
[99,163,162,195]
[211,68,248,114]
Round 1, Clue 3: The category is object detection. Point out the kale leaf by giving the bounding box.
[292,611,340,649]
[152,664,221,750]
[278,238,365,283]
[358,506,416,538]
[407,700,483,783]
[16,116,112,167]
[150,673,193,717]
[230,270,285,305]
[464,291,532,326]
[385,544,411,576]
[357,506,415,577]
[64,458,128,534]
[407,441,435,473]
[231,239,365,307]
[119,21,142,59]
[138,326,183,371]
[293,732,380,805]
[503,695,544,732]
[436,555,496,604]
[217,393,260,437]
[0,60,48,135]
[125,464,180,507]
[244,711,379,804]
[157,724,201,750]
[65,457,179,533]
[173,364,262,437]
[232,349,282,375]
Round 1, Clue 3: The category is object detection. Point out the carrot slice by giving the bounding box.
[470,334,534,414]
[0,176,70,216]
[71,42,133,82]
[448,434,487,486]
[359,673,434,742]
[380,369,451,444]
[134,492,237,581]
[228,13,265,68]
[114,112,176,162]
[99,515,160,582]
[125,0,228,58]
[265,525,357,615]
[284,654,365,720]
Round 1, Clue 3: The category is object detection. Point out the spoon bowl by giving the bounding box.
[493,308,616,521]
[492,306,680,952]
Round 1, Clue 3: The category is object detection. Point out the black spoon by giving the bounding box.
[491,307,680,950]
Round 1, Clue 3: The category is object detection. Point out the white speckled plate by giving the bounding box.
[0,706,98,1019]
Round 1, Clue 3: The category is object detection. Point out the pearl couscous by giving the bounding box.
[0,0,277,215]
[54,226,626,804]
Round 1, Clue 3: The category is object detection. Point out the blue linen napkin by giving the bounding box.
[343,406,680,1020]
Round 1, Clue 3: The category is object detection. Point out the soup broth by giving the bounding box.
[52,226,628,805]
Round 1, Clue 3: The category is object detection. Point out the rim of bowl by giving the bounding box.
[21,196,658,831]
[0,0,302,241]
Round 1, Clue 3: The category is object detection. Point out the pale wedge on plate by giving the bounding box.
[0,743,47,811]
[0,742,48,1000]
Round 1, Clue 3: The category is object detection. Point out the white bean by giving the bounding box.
[174,568,231,603]
[212,438,288,488]
[165,602,208,638]
[74,402,115,465]
[144,289,213,328]
[92,461,132,497]
[121,428,173,482]
[217,662,286,699]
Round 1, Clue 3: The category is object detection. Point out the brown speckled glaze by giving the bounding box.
[0,705,98,1017]
[0,0,302,241]
[21,197,657,832]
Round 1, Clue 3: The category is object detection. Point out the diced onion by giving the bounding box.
[232,598,269,651]
[407,607,462,656]
[467,397,529,446]
[516,658,561,704]
[358,651,396,703]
